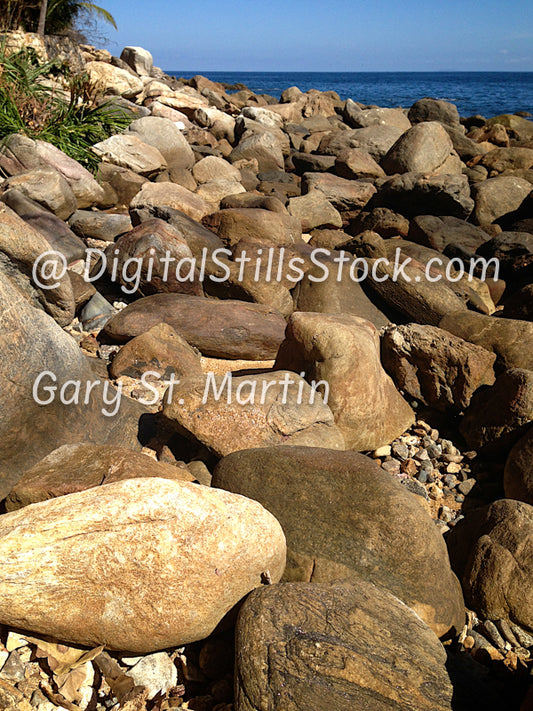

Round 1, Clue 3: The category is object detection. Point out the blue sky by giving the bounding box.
[98,0,533,72]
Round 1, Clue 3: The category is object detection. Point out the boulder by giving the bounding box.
[0,168,77,220]
[408,97,461,127]
[343,101,412,131]
[85,61,143,98]
[130,182,211,221]
[195,179,246,211]
[97,163,148,207]
[381,121,459,175]
[109,322,202,379]
[476,231,533,279]
[294,264,389,329]
[462,499,533,631]
[287,192,342,231]
[275,313,414,450]
[504,427,533,505]
[480,147,533,174]
[0,134,105,208]
[460,368,533,452]
[207,208,302,246]
[163,372,345,456]
[92,134,167,177]
[126,116,195,170]
[373,172,474,219]
[1,189,86,264]
[319,124,405,162]
[0,273,146,500]
[471,176,531,225]
[0,478,286,652]
[0,202,75,326]
[120,46,154,76]
[106,218,201,296]
[229,132,284,172]
[5,443,194,511]
[68,210,132,242]
[102,293,287,359]
[366,257,468,326]
[381,323,496,411]
[192,155,241,184]
[409,214,490,254]
[440,311,533,371]
[213,446,464,637]
[334,147,386,179]
[487,114,533,142]
[235,581,454,711]
[302,173,376,212]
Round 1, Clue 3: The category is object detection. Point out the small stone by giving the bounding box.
[373,445,391,458]
[455,494,465,503]
[430,429,440,441]
[463,635,475,649]
[5,632,28,652]
[427,483,443,500]
[414,449,430,462]
[417,470,429,484]
[381,459,401,475]
[401,478,430,501]
[426,444,441,459]
[458,478,476,496]
[416,420,431,432]
[439,505,455,523]
[128,652,178,701]
[446,463,462,475]
[391,443,409,460]
[511,624,533,649]
[482,620,507,651]
[0,650,25,682]
[443,474,458,488]
[443,453,463,464]
[464,450,477,460]
[400,458,418,476]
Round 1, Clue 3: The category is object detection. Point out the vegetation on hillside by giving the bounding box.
[0,48,131,171]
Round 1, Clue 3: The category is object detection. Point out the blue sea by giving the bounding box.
[166,71,533,120]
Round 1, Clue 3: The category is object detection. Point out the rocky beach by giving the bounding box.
[0,31,532,711]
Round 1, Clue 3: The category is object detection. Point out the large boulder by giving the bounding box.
[213,447,465,637]
[275,313,414,450]
[440,311,533,371]
[163,372,345,456]
[235,581,454,711]
[381,323,496,411]
[476,231,533,280]
[0,478,286,652]
[120,46,154,76]
[85,61,143,98]
[302,172,376,212]
[287,191,342,231]
[409,214,490,254]
[381,121,458,175]
[504,427,533,505]
[229,132,284,172]
[334,147,386,179]
[206,207,302,246]
[343,101,412,131]
[0,167,77,220]
[92,134,167,177]
[126,116,195,170]
[462,499,533,631]
[0,203,74,326]
[408,97,461,127]
[479,147,533,174]
[319,125,405,162]
[0,134,105,208]
[471,176,531,225]
[373,172,474,219]
[0,273,146,500]
[460,368,533,452]
[5,443,194,511]
[102,293,287,359]
[192,155,241,184]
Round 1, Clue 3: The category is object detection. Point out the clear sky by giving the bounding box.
[98,0,533,72]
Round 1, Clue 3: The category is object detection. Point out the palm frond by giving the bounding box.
[79,2,117,28]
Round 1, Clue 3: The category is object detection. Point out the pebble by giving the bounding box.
[414,449,430,462]
[482,621,507,651]
[458,478,476,496]
[0,650,25,682]
[416,470,429,484]
[443,474,458,488]
[446,463,462,475]
[391,442,409,460]
[439,505,455,523]
[427,483,443,500]
[426,444,441,459]
[128,652,178,701]
[455,494,465,503]
[401,458,418,476]
[373,445,391,458]
[381,459,401,475]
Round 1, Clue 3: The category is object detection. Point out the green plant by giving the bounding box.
[0,48,131,171]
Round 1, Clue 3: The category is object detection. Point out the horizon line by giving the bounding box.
[165,69,533,74]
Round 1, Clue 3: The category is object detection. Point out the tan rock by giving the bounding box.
[130,182,212,220]
[192,155,241,184]
[92,134,167,177]
[287,191,342,231]
[275,313,414,450]
[0,478,286,652]
[163,371,345,457]
[85,61,143,98]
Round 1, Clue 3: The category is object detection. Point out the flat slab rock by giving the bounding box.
[0,478,286,653]
[102,293,287,360]
[235,581,454,711]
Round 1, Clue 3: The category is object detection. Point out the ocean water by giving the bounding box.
[166,71,533,120]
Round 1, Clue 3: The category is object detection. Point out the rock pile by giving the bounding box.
[0,40,532,710]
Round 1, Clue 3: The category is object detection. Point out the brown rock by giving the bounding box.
[0,167,77,220]
[235,581,454,711]
[109,322,202,379]
[5,443,194,511]
[275,313,414,450]
[287,191,342,230]
[0,478,286,652]
[462,499,533,631]
[504,427,533,505]
[381,323,496,411]
[382,121,458,175]
[130,182,212,221]
[92,134,167,178]
[214,446,464,638]
[471,176,531,225]
[334,147,386,179]
[163,371,345,456]
[302,172,376,211]
[102,293,287,359]
[206,208,302,246]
